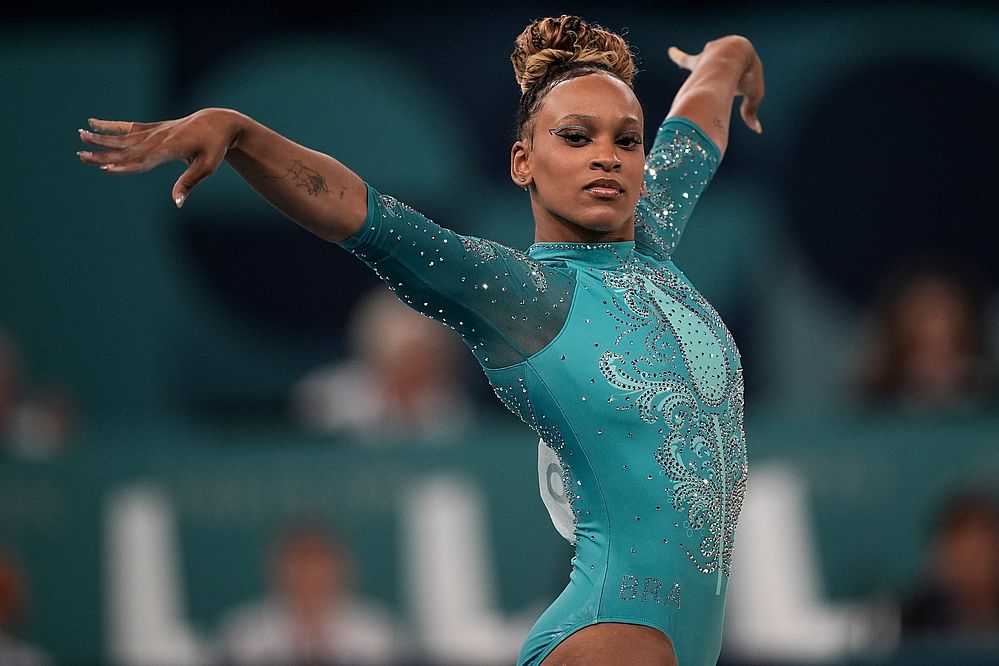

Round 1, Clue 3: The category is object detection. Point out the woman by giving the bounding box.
[78,14,764,665]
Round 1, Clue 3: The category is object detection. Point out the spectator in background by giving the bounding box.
[0,549,55,666]
[0,327,75,458]
[853,258,999,414]
[214,520,407,666]
[290,287,479,443]
[900,491,999,641]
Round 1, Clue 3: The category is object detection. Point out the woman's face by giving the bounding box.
[512,73,646,243]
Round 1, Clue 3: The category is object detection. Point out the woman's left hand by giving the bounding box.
[668,36,765,137]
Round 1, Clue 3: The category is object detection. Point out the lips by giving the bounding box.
[584,178,624,197]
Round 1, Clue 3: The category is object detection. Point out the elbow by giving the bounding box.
[706,35,754,52]
[704,35,756,67]
[323,181,369,244]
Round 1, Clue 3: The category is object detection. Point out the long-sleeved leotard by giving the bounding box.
[340,116,747,666]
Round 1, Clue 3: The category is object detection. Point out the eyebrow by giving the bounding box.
[553,114,642,127]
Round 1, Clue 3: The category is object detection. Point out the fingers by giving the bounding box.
[78,121,161,171]
[171,155,217,208]
[77,133,160,173]
[87,118,153,136]
[667,46,690,69]
[78,125,141,168]
[739,97,763,134]
[77,141,134,170]
[79,128,130,149]
[77,149,158,174]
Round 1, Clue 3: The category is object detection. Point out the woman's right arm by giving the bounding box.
[77,108,367,243]
[79,112,572,368]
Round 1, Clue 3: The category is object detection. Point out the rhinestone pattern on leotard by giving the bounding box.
[598,258,747,588]
[635,118,719,261]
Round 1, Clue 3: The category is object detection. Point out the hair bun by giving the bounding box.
[512,15,635,94]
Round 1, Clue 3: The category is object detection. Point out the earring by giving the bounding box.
[519,177,526,182]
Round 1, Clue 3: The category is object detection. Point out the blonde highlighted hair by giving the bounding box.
[511,15,637,137]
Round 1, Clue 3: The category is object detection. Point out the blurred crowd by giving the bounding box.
[851,257,999,414]
[899,490,999,642]
[289,288,482,443]
[0,327,75,459]
[0,550,55,666]
[212,521,407,666]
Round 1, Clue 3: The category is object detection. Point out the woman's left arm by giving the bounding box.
[631,36,764,260]
[665,35,765,158]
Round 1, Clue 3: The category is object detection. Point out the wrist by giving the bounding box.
[703,35,755,71]
[200,107,250,152]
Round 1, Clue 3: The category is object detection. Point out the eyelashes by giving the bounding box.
[548,126,643,149]
[549,127,590,145]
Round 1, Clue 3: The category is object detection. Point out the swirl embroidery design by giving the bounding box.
[599,265,747,594]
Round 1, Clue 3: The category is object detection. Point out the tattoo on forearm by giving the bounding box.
[279,159,330,196]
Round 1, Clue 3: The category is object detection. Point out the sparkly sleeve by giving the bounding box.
[634,116,722,260]
[339,184,574,369]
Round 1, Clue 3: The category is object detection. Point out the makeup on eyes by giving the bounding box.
[548,125,643,148]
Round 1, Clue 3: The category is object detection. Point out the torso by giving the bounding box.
[489,242,747,666]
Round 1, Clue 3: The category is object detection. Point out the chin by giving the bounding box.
[539,199,635,240]
[574,211,632,234]
[566,217,634,241]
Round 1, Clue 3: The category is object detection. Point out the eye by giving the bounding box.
[549,127,592,146]
[617,134,643,149]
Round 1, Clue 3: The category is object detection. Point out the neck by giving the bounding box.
[533,214,635,244]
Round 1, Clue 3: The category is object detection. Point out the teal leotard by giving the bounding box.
[341,116,747,666]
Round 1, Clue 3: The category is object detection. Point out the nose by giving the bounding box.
[590,146,622,172]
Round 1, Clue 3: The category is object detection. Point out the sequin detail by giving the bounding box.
[459,235,500,262]
[666,582,681,608]
[599,261,747,590]
[378,193,422,220]
[458,236,549,293]
[635,124,718,260]
[523,255,549,293]
[642,577,661,603]
[493,380,577,525]
[619,575,666,604]
[600,264,733,408]
[619,574,639,601]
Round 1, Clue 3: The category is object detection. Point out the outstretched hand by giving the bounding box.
[668,41,764,135]
[77,109,239,207]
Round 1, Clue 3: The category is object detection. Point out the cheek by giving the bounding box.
[626,153,646,181]
[624,156,646,203]
[536,151,581,181]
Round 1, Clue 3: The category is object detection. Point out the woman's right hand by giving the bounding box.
[77,108,242,207]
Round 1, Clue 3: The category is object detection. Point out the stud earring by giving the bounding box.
[519,177,526,182]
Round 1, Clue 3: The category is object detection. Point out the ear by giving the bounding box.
[510,140,531,189]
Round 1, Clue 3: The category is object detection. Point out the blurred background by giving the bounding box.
[3,1,999,664]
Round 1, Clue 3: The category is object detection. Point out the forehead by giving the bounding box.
[537,72,643,126]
